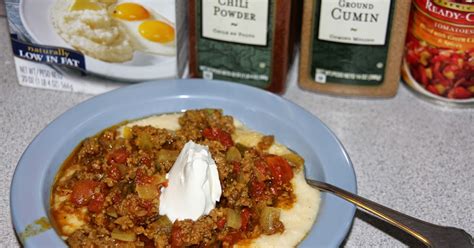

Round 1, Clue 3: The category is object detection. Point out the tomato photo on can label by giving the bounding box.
[402,0,474,103]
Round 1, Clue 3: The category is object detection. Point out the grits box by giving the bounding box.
[5,0,188,94]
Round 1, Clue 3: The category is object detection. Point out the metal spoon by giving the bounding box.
[306,179,473,248]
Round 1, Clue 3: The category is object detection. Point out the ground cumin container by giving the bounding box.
[299,0,411,97]
[188,0,298,94]
[402,0,474,105]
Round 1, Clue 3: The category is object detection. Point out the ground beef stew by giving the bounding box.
[51,109,305,247]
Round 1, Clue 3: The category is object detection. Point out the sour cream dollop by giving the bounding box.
[159,141,222,221]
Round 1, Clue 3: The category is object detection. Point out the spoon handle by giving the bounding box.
[306,179,473,248]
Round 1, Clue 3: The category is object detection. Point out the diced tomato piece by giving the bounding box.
[135,169,153,186]
[249,180,265,199]
[170,224,184,248]
[240,208,251,232]
[448,87,472,99]
[107,148,129,164]
[433,63,445,82]
[437,78,451,87]
[405,50,419,65]
[70,179,100,206]
[87,193,105,213]
[219,133,234,148]
[426,85,439,95]
[427,46,439,56]
[405,37,418,49]
[265,155,294,185]
[140,156,151,167]
[202,128,234,148]
[450,53,463,62]
[232,161,241,174]
[217,217,227,230]
[418,65,429,86]
[431,54,447,64]
[107,165,122,181]
[202,128,215,139]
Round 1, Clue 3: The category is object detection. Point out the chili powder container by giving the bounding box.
[299,0,411,97]
[188,0,298,94]
[402,0,474,105]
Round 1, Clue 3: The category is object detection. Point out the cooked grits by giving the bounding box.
[51,0,134,62]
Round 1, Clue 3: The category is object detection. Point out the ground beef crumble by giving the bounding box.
[51,109,299,247]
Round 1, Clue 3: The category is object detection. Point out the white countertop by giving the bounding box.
[1,16,473,247]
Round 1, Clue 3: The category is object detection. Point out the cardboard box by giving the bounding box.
[5,0,188,94]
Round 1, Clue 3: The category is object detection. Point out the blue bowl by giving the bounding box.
[11,79,356,247]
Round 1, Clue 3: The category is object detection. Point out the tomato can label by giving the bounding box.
[402,0,474,104]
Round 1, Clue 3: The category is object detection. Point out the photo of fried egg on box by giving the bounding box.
[51,0,176,63]
[111,0,176,55]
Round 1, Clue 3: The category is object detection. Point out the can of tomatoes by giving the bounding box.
[402,0,474,105]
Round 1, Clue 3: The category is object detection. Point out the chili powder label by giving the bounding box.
[193,0,274,89]
[310,0,395,86]
[402,0,474,103]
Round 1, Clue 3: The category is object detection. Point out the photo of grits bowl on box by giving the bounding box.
[10,80,357,247]
[51,0,176,62]
[19,0,185,80]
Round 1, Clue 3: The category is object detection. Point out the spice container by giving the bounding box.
[188,0,297,94]
[299,0,411,97]
[402,0,474,105]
